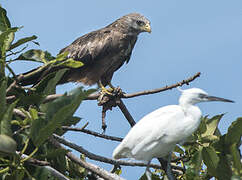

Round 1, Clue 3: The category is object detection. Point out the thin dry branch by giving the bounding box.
[62,126,123,142]
[6,74,24,94]
[122,72,201,99]
[19,152,50,166]
[13,108,28,119]
[42,72,201,104]
[20,153,68,180]
[117,99,136,126]
[49,137,124,180]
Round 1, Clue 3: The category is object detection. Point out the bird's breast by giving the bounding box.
[174,106,202,141]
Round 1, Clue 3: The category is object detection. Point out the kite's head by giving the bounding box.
[119,13,151,34]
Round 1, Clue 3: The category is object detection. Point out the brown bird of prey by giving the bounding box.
[20,13,151,92]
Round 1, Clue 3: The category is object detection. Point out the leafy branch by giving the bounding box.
[0,5,241,180]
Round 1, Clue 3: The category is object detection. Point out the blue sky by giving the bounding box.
[3,1,242,179]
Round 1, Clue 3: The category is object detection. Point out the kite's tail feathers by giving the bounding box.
[18,66,66,86]
[18,67,45,86]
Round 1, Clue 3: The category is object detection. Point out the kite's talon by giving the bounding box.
[98,81,114,95]
[101,87,113,95]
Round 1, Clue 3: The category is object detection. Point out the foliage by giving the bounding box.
[0,6,94,179]
[0,5,241,180]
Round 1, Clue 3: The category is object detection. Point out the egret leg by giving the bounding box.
[98,81,113,95]
[145,160,152,180]
[166,153,175,180]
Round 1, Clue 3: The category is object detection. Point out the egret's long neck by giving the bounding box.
[179,95,198,108]
[179,96,202,132]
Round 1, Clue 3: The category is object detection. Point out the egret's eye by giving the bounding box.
[136,20,145,26]
[198,94,207,99]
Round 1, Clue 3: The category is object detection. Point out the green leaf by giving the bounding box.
[0,6,11,34]
[33,166,53,180]
[18,93,45,108]
[0,78,7,115]
[0,100,18,136]
[185,168,201,180]
[230,143,242,175]
[16,49,55,63]
[202,146,219,176]
[68,159,87,178]
[200,135,219,144]
[30,87,95,147]
[3,169,25,180]
[202,114,224,137]
[0,134,16,154]
[56,51,69,61]
[225,117,242,145]
[57,58,84,68]
[44,148,69,159]
[185,147,202,179]
[174,145,184,154]
[231,175,242,180]
[0,27,18,57]
[202,145,232,179]
[114,168,122,175]
[212,134,228,153]
[216,152,233,179]
[190,148,202,173]
[9,35,37,50]
[36,69,68,95]
[29,108,39,120]
[56,116,81,135]
[196,117,207,135]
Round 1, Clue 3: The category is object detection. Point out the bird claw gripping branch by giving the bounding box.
[97,87,123,133]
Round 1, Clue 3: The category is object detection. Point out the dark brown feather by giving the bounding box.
[59,28,137,86]
[19,13,150,87]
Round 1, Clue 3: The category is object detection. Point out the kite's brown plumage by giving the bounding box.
[20,13,151,87]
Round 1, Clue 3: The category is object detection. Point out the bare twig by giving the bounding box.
[44,166,69,180]
[43,94,63,103]
[6,45,28,58]
[49,137,124,180]
[42,72,201,104]
[62,126,123,142]
[13,108,122,142]
[19,152,50,166]
[6,74,24,94]
[13,108,27,119]
[13,125,30,135]
[122,72,201,99]
[20,153,68,180]
[6,64,17,79]
[52,134,184,172]
[6,95,16,103]
[117,99,136,127]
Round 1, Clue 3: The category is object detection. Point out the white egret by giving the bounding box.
[112,88,234,180]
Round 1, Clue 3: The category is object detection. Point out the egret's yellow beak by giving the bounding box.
[142,23,151,33]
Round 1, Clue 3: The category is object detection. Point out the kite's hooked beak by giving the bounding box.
[143,23,151,33]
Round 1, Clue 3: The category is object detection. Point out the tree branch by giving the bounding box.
[42,72,201,104]
[19,152,50,166]
[122,72,201,99]
[49,137,124,180]
[62,126,123,142]
[20,153,68,180]
[117,99,136,127]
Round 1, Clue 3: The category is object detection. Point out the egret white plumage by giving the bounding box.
[112,88,234,180]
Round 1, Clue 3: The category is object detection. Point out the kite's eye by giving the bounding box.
[136,20,145,26]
